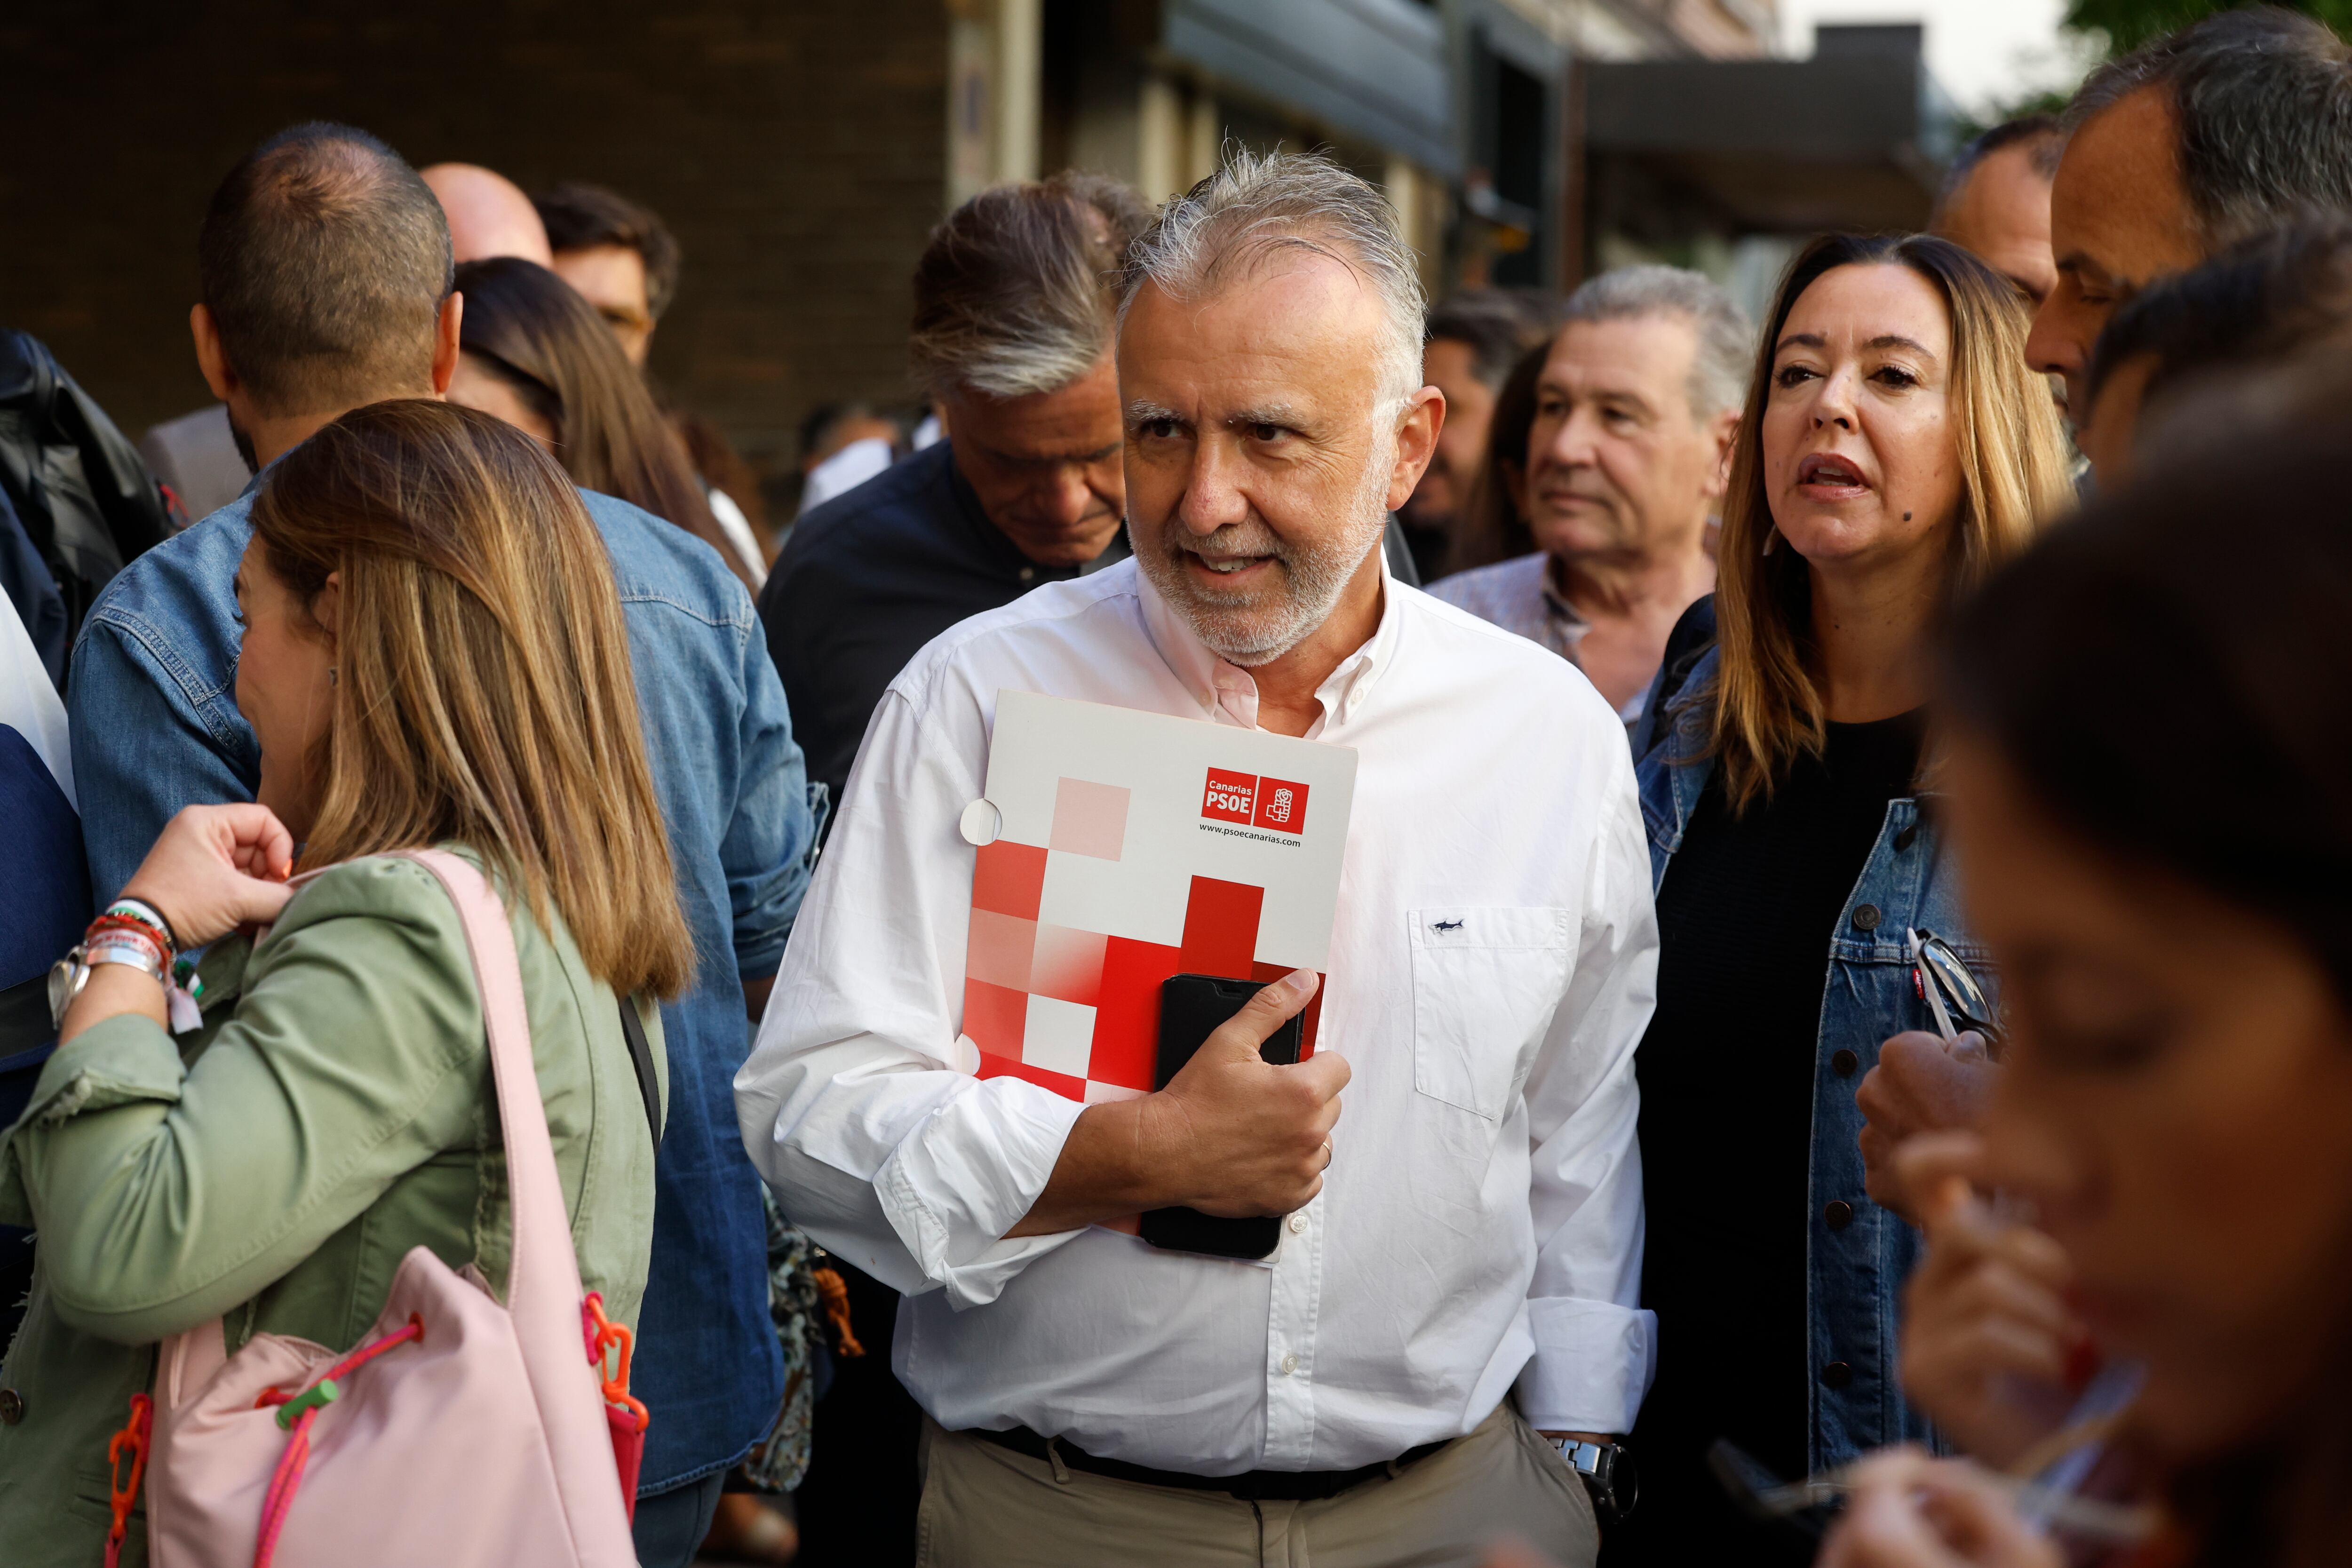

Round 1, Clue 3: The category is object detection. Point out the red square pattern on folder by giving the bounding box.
[963,854,1321,1099]
[971,840,1047,920]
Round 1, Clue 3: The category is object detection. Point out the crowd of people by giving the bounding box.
[7,7,2352,1568]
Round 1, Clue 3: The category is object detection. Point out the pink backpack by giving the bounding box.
[124,850,644,1568]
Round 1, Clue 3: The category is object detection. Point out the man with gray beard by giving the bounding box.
[737,152,1657,1567]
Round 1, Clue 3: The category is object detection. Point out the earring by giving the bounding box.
[1761,525,1779,557]
[328,666,338,687]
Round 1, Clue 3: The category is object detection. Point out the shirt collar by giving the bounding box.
[1136,539,1403,737]
[1539,555,1593,631]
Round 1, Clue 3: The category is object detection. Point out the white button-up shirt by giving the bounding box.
[736,555,1659,1473]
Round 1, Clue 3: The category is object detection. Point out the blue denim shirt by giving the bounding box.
[66,489,816,1492]
[1635,645,1993,1472]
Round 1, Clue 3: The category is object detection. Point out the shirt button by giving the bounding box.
[1831,1049,1859,1077]
[1851,904,1882,932]
[1820,1361,1853,1390]
[1824,1200,1854,1232]
[1287,1212,1308,1234]
[1018,566,1035,582]
[1279,1353,1300,1376]
[0,1388,22,1425]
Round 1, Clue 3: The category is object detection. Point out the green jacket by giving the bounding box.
[0,851,664,1568]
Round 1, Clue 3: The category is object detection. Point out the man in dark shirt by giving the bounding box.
[761,172,1144,819]
[762,175,1422,819]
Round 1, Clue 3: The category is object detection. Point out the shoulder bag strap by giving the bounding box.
[396,851,584,1321]
[618,996,662,1150]
[398,848,633,1546]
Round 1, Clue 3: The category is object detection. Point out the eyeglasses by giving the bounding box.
[1906,926,2002,1050]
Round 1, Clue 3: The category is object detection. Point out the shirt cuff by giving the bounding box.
[0,1013,185,1224]
[873,1075,1089,1308]
[1515,1297,1658,1434]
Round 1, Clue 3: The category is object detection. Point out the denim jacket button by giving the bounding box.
[1894,824,1919,852]
[1820,1361,1853,1390]
[1851,904,1882,932]
[1824,1200,1854,1232]
[1831,1049,1859,1077]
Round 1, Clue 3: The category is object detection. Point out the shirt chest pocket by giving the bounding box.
[1409,907,1575,1121]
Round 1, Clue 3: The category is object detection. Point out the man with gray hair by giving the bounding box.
[738,150,1656,1565]
[759,172,1149,818]
[1432,264,1746,726]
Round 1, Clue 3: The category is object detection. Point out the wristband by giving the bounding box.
[103,897,181,955]
[50,927,207,1034]
[86,917,174,974]
[86,934,171,985]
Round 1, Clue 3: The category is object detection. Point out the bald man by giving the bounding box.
[420,162,552,264]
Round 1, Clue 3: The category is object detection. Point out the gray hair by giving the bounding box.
[2065,8,2352,246]
[1116,149,1428,414]
[909,170,1152,399]
[1561,264,1753,419]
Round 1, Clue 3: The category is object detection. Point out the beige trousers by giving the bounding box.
[914,1402,1599,1568]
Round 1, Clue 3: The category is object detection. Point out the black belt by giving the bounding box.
[968,1425,1452,1502]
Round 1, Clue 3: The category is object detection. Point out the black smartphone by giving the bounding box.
[1138,973,1304,1262]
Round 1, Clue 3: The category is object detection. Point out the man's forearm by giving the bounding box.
[1003,1096,1172,1238]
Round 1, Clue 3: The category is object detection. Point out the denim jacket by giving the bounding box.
[1635,643,1993,1472]
[65,488,818,1492]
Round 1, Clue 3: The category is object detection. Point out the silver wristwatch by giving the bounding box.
[48,940,171,1027]
[1550,1437,1637,1524]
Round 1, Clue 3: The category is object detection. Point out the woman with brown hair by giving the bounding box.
[0,400,693,1567]
[1613,233,2074,1565]
[447,255,766,587]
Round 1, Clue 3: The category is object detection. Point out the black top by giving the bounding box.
[759,439,1423,814]
[758,442,1129,812]
[1611,709,1923,1568]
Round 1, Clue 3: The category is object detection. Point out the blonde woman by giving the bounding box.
[0,400,694,1568]
[1614,234,2073,1566]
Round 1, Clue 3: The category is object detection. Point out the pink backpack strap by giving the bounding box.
[395,850,616,1531]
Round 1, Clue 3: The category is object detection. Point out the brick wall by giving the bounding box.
[0,0,946,483]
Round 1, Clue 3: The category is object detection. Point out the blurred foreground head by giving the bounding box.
[1943,412,2352,1550]
[196,122,454,436]
[909,171,1151,565]
[1113,150,1439,668]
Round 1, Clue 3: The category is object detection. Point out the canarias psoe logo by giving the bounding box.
[1200,768,1310,835]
